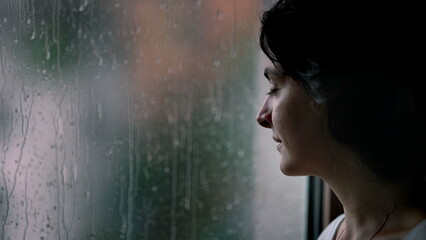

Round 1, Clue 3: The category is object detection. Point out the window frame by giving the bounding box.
[306,177,344,240]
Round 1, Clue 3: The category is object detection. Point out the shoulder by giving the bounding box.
[317,214,345,240]
[405,219,426,240]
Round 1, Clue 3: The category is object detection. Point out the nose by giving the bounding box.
[257,97,272,128]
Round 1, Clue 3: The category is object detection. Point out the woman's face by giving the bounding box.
[257,61,332,176]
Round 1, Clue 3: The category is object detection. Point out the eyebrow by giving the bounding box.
[264,67,284,82]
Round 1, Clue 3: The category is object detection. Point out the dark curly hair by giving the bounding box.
[260,0,425,208]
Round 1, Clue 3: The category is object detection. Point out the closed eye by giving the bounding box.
[266,88,279,96]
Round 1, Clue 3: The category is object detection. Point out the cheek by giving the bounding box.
[274,91,326,156]
[272,93,309,139]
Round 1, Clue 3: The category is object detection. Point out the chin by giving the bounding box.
[280,159,308,176]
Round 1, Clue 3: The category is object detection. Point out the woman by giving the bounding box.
[256,0,426,239]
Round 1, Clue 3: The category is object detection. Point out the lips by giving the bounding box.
[273,136,282,143]
[273,136,283,151]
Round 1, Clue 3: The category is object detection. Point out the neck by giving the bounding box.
[325,166,399,238]
[318,143,425,239]
[326,165,399,222]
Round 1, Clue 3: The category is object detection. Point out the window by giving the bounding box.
[0,1,308,239]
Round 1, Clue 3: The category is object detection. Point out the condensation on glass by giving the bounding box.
[0,1,306,239]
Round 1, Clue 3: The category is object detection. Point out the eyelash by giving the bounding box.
[266,87,279,96]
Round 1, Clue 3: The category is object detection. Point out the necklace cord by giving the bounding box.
[336,203,396,240]
[369,202,396,240]
[369,211,391,240]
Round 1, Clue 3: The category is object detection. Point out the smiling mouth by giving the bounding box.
[273,136,282,151]
[273,136,282,143]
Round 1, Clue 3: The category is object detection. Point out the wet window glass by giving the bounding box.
[0,1,306,239]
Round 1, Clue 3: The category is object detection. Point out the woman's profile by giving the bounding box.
[256,0,426,239]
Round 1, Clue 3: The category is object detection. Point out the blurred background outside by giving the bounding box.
[0,0,306,239]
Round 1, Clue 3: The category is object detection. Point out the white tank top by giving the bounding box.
[317,214,426,240]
